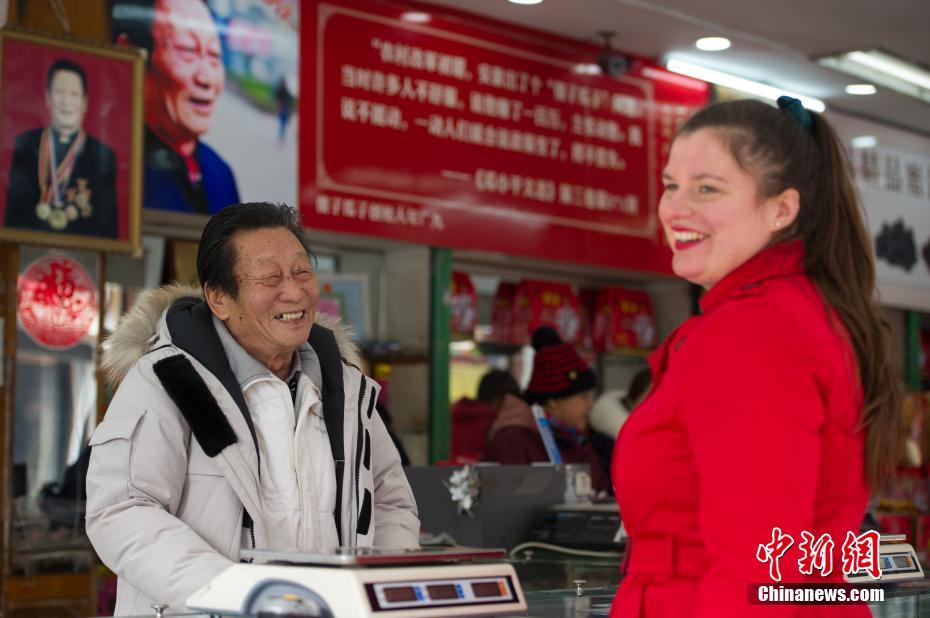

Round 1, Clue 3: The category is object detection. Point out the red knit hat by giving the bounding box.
[524,326,596,405]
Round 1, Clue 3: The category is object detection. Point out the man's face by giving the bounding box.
[46,70,87,134]
[210,227,320,370]
[146,0,224,142]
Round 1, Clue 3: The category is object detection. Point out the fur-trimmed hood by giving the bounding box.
[102,283,361,385]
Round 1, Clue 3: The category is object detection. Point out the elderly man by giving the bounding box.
[112,0,239,214]
[5,59,116,236]
[86,203,418,614]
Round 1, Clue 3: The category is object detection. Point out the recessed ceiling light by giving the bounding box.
[508,0,544,5]
[665,57,826,112]
[401,11,431,23]
[851,135,877,149]
[819,49,930,104]
[695,37,731,52]
[845,84,877,95]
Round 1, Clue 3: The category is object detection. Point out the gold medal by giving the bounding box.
[48,208,68,230]
[79,202,93,218]
[38,129,87,228]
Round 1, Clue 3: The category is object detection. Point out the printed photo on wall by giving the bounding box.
[0,29,143,252]
[110,0,298,216]
[0,31,143,251]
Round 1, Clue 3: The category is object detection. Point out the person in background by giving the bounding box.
[451,368,520,463]
[483,326,609,495]
[275,76,294,143]
[588,367,651,480]
[611,97,902,616]
[112,0,240,214]
[86,203,418,614]
[5,59,116,236]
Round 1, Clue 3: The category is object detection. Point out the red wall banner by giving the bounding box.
[301,0,708,272]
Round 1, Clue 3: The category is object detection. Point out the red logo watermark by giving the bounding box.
[757,529,880,581]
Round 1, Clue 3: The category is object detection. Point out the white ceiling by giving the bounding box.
[424,0,930,136]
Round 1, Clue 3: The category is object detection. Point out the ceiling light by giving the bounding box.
[665,58,826,112]
[695,37,730,52]
[845,84,877,95]
[819,49,930,104]
[851,135,877,149]
[508,0,544,4]
[401,12,430,23]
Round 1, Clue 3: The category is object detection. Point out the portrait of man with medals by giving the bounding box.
[5,59,117,238]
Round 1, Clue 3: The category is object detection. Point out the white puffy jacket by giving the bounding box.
[86,286,419,614]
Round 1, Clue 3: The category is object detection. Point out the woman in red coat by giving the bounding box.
[611,97,902,617]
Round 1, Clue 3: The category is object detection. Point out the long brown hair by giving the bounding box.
[679,99,902,487]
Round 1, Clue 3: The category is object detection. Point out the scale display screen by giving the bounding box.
[879,554,916,572]
[848,548,922,581]
[472,582,503,598]
[426,584,459,600]
[383,586,418,602]
[367,576,515,611]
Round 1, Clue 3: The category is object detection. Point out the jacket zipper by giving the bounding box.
[292,380,304,549]
[354,375,366,547]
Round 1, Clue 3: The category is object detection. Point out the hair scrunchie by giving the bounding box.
[777,95,813,131]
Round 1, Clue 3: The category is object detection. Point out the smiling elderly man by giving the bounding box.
[86,202,419,614]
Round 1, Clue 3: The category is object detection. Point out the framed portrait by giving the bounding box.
[0,29,143,252]
[318,273,371,342]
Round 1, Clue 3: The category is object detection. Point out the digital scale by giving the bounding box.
[528,502,624,551]
[845,534,924,583]
[186,547,528,617]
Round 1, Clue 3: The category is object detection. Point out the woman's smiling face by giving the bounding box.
[659,128,788,289]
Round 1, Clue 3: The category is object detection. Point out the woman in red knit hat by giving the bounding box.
[611,97,902,616]
[482,325,610,495]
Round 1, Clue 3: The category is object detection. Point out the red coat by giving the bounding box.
[612,242,870,617]
[451,397,498,462]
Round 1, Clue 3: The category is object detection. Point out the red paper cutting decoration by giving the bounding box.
[17,256,98,350]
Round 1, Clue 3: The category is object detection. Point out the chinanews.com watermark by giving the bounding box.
[752,528,885,605]
[751,584,884,605]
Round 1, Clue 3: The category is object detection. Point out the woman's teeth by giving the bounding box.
[674,231,708,242]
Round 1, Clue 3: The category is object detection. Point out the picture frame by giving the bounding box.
[318,273,371,342]
[0,29,144,252]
